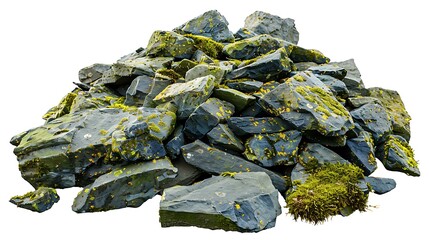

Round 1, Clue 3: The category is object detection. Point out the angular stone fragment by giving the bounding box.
[308,65,347,79]
[225,79,263,93]
[227,48,293,82]
[244,11,299,44]
[143,79,173,108]
[298,143,349,170]
[124,75,153,106]
[79,63,111,84]
[294,62,318,71]
[160,172,281,232]
[315,74,349,98]
[252,81,280,98]
[223,34,283,60]
[153,75,215,119]
[364,176,396,194]
[375,135,420,176]
[244,130,302,167]
[290,163,309,186]
[234,28,257,40]
[369,87,411,141]
[239,102,265,117]
[162,157,204,188]
[347,96,381,108]
[303,131,347,147]
[260,72,354,136]
[192,50,215,64]
[181,140,289,193]
[331,59,367,96]
[10,187,59,213]
[171,59,198,77]
[165,124,185,159]
[43,92,77,122]
[185,64,224,84]
[207,123,244,153]
[183,98,234,140]
[144,31,196,59]
[350,103,392,143]
[227,117,290,136]
[212,88,256,111]
[345,131,377,175]
[174,10,234,43]
[289,46,330,64]
[72,158,177,213]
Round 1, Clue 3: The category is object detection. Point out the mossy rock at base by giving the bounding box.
[10,187,60,213]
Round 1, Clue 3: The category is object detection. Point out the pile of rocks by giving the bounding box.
[9,10,419,232]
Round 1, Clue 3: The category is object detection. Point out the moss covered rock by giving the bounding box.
[10,187,60,213]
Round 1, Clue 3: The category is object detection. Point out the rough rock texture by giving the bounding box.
[365,176,396,194]
[160,172,281,232]
[10,187,60,212]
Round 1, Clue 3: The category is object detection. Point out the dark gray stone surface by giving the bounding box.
[10,187,60,213]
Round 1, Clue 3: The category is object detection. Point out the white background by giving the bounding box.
[1,0,428,239]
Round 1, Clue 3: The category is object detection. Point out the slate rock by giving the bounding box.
[183,34,225,59]
[212,88,256,111]
[174,10,234,43]
[350,103,392,143]
[345,131,377,175]
[43,92,77,122]
[308,65,347,79]
[369,87,411,141]
[244,130,302,167]
[364,176,396,194]
[72,158,177,213]
[162,156,204,189]
[331,59,367,96]
[160,172,281,232]
[288,46,330,64]
[153,75,215,119]
[143,78,173,108]
[227,116,290,136]
[314,74,349,98]
[165,124,186,159]
[207,123,245,153]
[185,64,224,84]
[252,81,280,98]
[347,96,381,108]
[238,101,265,117]
[244,11,299,44]
[10,187,59,213]
[181,140,289,193]
[78,63,111,84]
[303,130,347,147]
[225,79,264,93]
[290,163,309,186]
[192,49,215,64]
[183,98,234,140]
[171,59,198,77]
[234,28,257,40]
[259,72,354,136]
[124,75,153,106]
[298,143,349,170]
[375,135,420,176]
[223,34,283,60]
[294,62,318,71]
[144,31,196,59]
[227,48,293,82]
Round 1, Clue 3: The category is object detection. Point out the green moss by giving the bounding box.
[148,122,161,133]
[156,68,182,80]
[184,34,224,59]
[386,135,418,169]
[296,86,349,118]
[286,163,368,224]
[99,129,108,136]
[43,92,77,120]
[220,171,238,177]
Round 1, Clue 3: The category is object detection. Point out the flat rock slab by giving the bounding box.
[160,172,281,232]
[181,140,289,193]
[144,31,196,59]
[227,116,290,136]
[72,158,177,213]
[365,176,396,194]
[207,123,244,153]
[350,103,392,143]
[223,34,283,60]
[10,187,59,213]
[345,131,377,175]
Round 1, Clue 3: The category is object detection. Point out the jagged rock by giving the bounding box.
[227,48,293,82]
[227,116,290,136]
[223,34,283,60]
[314,74,349,98]
[244,11,299,44]
[10,187,59,213]
[244,130,302,167]
[225,79,263,93]
[162,157,204,188]
[375,135,420,176]
[185,64,224,84]
[308,65,347,79]
[369,87,411,141]
[43,92,77,121]
[78,63,111,84]
[350,103,392,143]
[143,79,173,108]
[347,96,381,108]
[184,34,225,59]
[252,81,280,98]
[171,59,198,77]
[192,49,215,64]
[174,10,234,43]
[206,124,244,153]
[239,102,265,117]
[160,172,281,232]
[153,75,215,119]
[260,72,354,136]
[183,98,234,140]
[290,163,308,186]
[365,176,396,194]
[234,28,257,40]
[344,131,377,175]
[165,124,185,159]
[331,59,367,96]
[289,46,330,64]
[72,158,177,213]
[144,31,196,59]
[124,75,153,106]
[212,88,256,111]
[303,131,347,147]
[181,140,289,193]
[298,143,349,170]
[294,62,318,71]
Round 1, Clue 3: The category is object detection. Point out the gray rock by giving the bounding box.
[225,79,264,93]
[207,124,244,153]
[298,143,349,170]
[350,103,392,143]
[227,117,290,136]
[308,65,347,79]
[227,48,293,82]
[212,88,256,111]
[303,131,347,147]
[252,81,281,98]
[160,156,203,189]
[244,130,302,167]
[78,63,111,84]
[375,135,420,176]
[347,96,381,108]
[365,176,396,194]
[192,50,215,64]
[183,98,235,140]
[294,62,318,71]
[181,140,289,193]
[165,124,185,159]
[143,78,173,108]
[223,34,283,60]
[185,64,224,84]
[315,74,349,98]
[345,131,377,175]
[238,102,265,117]
[153,75,215,119]
[244,11,299,44]
[171,59,198,77]
[10,187,60,213]
[331,59,367,97]
[173,10,234,43]
[288,46,330,64]
[124,75,153,106]
[160,172,281,232]
[144,31,196,59]
[72,158,177,213]
[234,28,257,40]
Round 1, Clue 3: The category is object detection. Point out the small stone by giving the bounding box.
[124,75,153,106]
[143,79,173,108]
[303,131,347,147]
[347,96,381,108]
[10,187,60,213]
[165,124,185,159]
[345,131,377,176]
[350,103,392,143]
[331,59,367,97]
[144,31,196,59]
[223,34,283,60]
[364,176,396,194]
[225,79,264,93]
[239,102,265,117]
[160,172,281,232]
[308,65,347,79]
[212,88,256,111]
[185,64,224,84]
[78,63,111,84]
[171,59,198,77]
[192,50,215,64]
[289,46,330,64]
[234,28,257,40]
[298,143,349,170]
[294,62,318,71]
[315,74,349,98]
[207,123,244,153]
[227,116,290,136]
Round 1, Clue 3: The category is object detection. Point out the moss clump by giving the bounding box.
[184,34,224,58]
[43,92,77,120]
[156,68,182,80]
[385,135,418,169]
[286,163,368,224]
